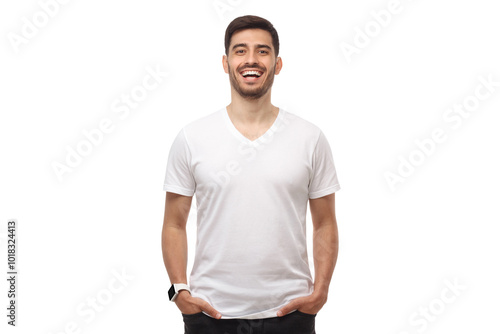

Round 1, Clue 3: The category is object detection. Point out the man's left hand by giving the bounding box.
[276,290,328,317]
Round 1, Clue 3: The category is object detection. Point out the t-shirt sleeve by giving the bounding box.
[163,128,196,196]
[308,130,341,199]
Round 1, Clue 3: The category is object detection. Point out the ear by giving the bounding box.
[222,54,229,74]
[274,57,283,75]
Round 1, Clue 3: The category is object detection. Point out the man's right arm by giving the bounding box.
[161,191,221,319]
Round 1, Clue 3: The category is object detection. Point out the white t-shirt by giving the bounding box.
[163,107,341,319]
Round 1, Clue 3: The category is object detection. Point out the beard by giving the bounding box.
[228,62,276,100]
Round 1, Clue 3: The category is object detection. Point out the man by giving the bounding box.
[162,15,340,334]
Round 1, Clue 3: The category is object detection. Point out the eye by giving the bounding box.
[259,50,269,54]
[235,49,245,54]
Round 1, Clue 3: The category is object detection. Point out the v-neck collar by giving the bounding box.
[223,107,285,147]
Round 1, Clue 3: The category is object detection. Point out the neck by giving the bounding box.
[226,88,278,124]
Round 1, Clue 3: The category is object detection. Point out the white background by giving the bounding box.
[1,0,499,333]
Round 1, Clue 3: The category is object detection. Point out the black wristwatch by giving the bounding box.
[168,283,191,302]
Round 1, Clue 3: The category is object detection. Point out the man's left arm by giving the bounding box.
[277,193,338,316]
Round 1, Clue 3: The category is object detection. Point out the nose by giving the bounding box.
[244,50,258,65]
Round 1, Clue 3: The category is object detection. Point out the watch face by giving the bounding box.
[168,285,176,300]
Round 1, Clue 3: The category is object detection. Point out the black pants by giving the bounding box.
[182,310,316,334]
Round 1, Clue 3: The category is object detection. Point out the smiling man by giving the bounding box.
[162,15,341,334]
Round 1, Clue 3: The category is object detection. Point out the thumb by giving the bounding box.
[200,300,222,319]
[277,298,301,317]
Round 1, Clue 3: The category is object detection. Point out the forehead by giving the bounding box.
[230,28,273,47]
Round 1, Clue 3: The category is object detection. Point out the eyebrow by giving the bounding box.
[231,43,272,51]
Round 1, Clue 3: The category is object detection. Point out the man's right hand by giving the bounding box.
[175,290,222,319]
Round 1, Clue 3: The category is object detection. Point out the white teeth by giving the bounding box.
[242,70,262,77]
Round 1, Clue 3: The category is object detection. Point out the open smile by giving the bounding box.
[239,69,264,82]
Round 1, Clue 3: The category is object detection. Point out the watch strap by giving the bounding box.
[169,283,191,302]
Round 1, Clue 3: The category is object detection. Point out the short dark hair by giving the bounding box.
[224,15,280,56]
